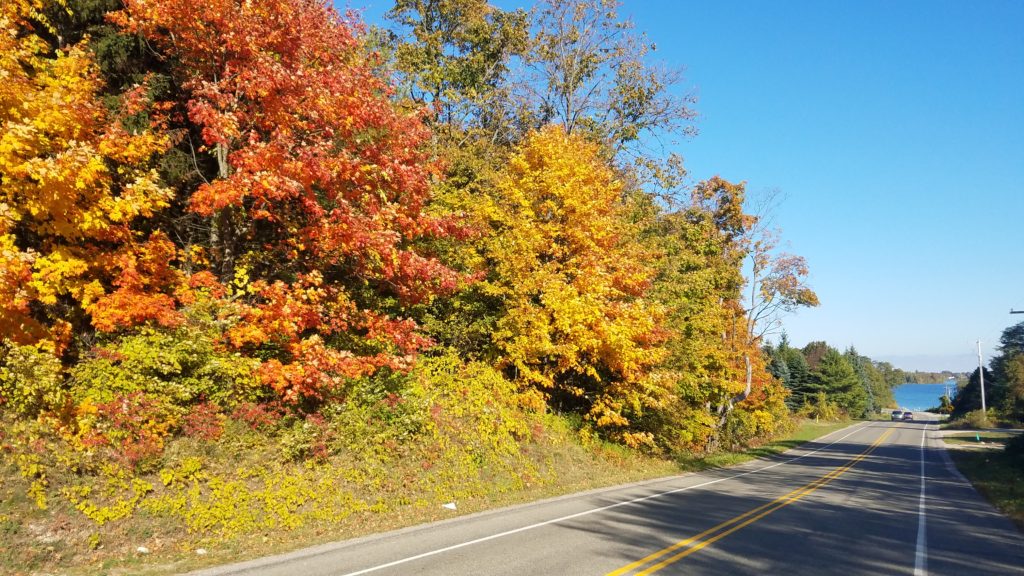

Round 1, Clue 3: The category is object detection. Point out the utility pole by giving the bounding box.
[977,339,986,413]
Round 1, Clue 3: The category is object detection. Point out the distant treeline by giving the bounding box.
[904,371,967,384]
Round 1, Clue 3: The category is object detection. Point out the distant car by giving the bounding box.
[891,410,904,421]
[902,411,914,421]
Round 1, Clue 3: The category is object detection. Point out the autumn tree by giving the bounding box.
[744,230,819,342]
[480,125,669,446]
[641,177,791,451]
[112,0,466,402]
[0,0,176,355]
[384,0,529,144]
[644,180,744,450]
[524,0,696,151]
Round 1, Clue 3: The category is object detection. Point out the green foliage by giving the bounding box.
[947,409,992,430]
[937,394,954,414]
[844,346,894,414]
[385,0,529,139]
[0,343,65,418]
[797,392,843,422]
[952,367,996,418]
[767,339,812,409]
[992,322,1024,421]
[70,323,263,411]
[815,349,865,416]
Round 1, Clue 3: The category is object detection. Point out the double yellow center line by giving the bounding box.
[607,428,894,576]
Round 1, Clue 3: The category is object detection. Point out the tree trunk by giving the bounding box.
[707,354,753,453]
[210,142,237,281]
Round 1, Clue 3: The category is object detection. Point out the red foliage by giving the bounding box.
[110,0,469,402]
[85,392,171,470]
[112,0,463,296]
[231,401,286,431]
[182,402,225,441]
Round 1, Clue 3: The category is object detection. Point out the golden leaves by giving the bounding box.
[0,6,174,348]
[482,126,668,431]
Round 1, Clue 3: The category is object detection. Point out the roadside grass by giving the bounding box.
[865,411,896,422]
[942,410,1023,431]
[947,448,1024,531]
[1,416,683,576]
[943,432,1015,447]
[675,419,854,471]
[1,417,853,576]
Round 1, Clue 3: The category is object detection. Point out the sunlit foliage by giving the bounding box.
[480,126,669,444]
[1,0,174,352]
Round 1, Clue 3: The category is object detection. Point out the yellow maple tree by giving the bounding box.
[0,0,174,352]
[481,125,668,444]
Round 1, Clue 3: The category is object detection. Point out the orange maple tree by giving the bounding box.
[113,0,467,400]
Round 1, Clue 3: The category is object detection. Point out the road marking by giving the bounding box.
[609,427,894,576]
[337,423,870,576]
[914,424,930,575]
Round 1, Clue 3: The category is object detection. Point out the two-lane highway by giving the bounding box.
[191,415,1024,575]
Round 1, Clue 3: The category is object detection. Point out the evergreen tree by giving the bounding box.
[766,343,792,389]
[952,367,997,417]
[782,347,812,408]
[813,348,865,417]
[983,321,1024,420]
[802,341,829,370]
[845,347,875,414]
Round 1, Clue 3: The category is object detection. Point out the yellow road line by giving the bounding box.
[608,428,894,576]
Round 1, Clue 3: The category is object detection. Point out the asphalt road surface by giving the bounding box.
[190,414,1024,575]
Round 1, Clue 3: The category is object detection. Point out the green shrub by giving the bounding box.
[0,342,65,418]
[70,325,263,411]
[797,392,843,422]
[947,409,991,430]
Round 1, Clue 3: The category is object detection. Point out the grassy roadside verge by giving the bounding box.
[2,418,852,576]
[945,444,1024,530]
[675,419,854,471]
[943,432,1014,446]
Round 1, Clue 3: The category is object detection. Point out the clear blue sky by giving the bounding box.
[348,0,1024,373]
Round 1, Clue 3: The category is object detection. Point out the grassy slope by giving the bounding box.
[945,437,1024,531]
[2,418,853,576]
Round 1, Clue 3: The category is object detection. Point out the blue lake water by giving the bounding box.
[893,383,953,411]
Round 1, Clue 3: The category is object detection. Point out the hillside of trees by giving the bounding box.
[0,0,920,570]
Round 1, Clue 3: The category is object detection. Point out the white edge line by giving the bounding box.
[337,421,874,576]
[913,423,929,576]
[936,433,970,484]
